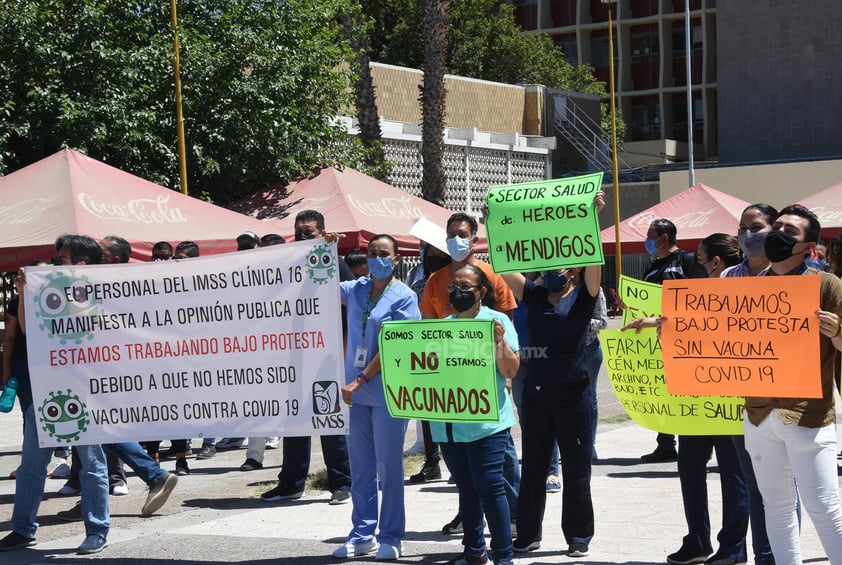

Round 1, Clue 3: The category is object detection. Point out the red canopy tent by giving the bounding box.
[601,183,750,254]
[798,181,842,234]
[229,166,487,255]
[0,149,281,271]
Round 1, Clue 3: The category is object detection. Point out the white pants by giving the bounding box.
[246,437,266,463]
[744,411,842,565]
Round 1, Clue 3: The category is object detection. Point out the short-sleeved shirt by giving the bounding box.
[419,259,516,318]
[521,279,596,395]
[341,277,420,407]
[644,249,707,283]
[744,267,842,428]
[430,306,518,443]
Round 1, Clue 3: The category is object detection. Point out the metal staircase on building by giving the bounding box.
[551,93,646,181]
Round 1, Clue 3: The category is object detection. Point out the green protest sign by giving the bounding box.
[619,275,663,325]
[601,328,743,435]
[485,172,605,273]
[378,319,500,423]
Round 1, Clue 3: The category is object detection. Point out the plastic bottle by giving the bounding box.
[0,377,18,413]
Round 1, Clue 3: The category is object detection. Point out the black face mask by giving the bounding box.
[449,287,478,313]
[424,255,451,276]
[764,230,798,263]
[295,230,316,242]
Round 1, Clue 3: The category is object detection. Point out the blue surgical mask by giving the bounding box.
[644,238,659,256]
[447,236,471,261]
[542,271,569,293]
[738,231,768,258]
[367,257,394,280]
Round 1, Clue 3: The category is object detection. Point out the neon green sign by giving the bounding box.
[601,328,743,435]
[485,172,605,273]
[378,319,500,423]
[619,275,663,325]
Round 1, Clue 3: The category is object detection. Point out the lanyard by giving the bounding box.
[362,279,395,338]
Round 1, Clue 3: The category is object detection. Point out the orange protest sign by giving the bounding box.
[661,275,821,398]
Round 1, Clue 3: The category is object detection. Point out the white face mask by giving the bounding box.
[739,231,768,258]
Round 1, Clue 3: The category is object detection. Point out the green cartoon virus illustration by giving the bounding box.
[305,244,336,285]
[38,390,90,443]
[33,271,104,344]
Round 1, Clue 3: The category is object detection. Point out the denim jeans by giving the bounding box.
[745,411,842,565]
[13,404,109,539]
[106,442,166,486]
[731,435,775,565]
[677,435,748,561]
[440,429,513,563]
[503,430,520,516]
[278,435,351,492]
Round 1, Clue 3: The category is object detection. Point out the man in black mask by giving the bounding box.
[259,209,353,505]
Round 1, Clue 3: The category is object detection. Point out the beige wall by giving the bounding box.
[370,62,531,134]
[660,159,842,208]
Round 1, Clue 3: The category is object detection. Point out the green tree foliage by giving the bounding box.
[0,0,367,202]
[361,0,624,138]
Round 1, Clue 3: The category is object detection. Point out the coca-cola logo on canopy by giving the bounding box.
[627,209,716,230]
[0,197,61,225]
[348,194,423,220]
[78,193,188,224]
[806,206,842,223]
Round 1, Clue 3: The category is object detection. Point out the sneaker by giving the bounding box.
[330,486,351,505]
[445,549,489,564]
[216,437,245,450]
[441,514,462,535]
[332,539,378,558]
[0,531,37,551]
[240,458,264,472]
[641,446,678,463]
[58,484,81,496]
[667,547,711,565]
[57,502,83,521]
[111,483,129,496]
[141,472,178,516]
[175,457,190,476]
[77,533,107,555]
[196,445,216,459]
[375,542,403,560]
[569,542,589,557]
[48,461,71,479]
[265,436,281,449]
[546,475,561,493]
[408,462,441,484]
[261,484,305,502]
[513,539,541,553]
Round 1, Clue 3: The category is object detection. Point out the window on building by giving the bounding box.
[631,98,661,141]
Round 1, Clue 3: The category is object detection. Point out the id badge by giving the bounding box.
[354,346,368,368]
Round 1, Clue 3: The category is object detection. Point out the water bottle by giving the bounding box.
[0,377,18,413]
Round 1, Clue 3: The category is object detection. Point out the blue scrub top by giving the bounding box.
[430,306,518,443]
[341,276,421,406]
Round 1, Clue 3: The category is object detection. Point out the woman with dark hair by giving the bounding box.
[826,233,842,277]
[503,191,605,559]
[333,234,421,561]
[432,263,519,565]
[696,233,743,278]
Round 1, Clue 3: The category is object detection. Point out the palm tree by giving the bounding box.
[344,0,387,181]
[419,0,452,206]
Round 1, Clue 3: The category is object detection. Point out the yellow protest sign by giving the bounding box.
[602,328,743,435]
[619,275,663,325]
[661,276,821,398]
[484,173,604,273]
[378,319,500,423]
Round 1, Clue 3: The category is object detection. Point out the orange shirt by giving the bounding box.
[419,259,516,319]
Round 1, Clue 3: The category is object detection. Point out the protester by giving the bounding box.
[639,219,707,463]
[344,248,369,278]
[332,234,420,560]
[151,241,173,261]
[665,233,749,565]
[743,204,842,564]
[418,213,519,536]
[260,233,285,246]
[432,264,519,565]
[0,235,110,554]
[503,190,605,559]
[261,210,353,504]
